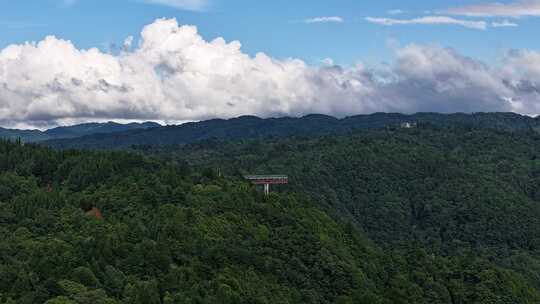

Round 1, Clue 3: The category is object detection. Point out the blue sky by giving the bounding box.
[1,0,537,65]
[1,0,540,128]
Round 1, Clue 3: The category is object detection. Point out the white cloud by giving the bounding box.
[366,16,488,30]
[384,45,514,113]
[0,18,372,127]
[141,0,208,11]
[304,16,344,24]
[492,20,519,27]
[446,0,540,18]
[1,18,540,128]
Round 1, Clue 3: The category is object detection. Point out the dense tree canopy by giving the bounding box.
[149,126,540,302]
[2,125,540,303]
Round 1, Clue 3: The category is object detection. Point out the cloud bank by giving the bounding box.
[1,18,540,128]
[446,0,540,18]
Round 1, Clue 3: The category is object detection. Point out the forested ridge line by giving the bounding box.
[44,112,540,150]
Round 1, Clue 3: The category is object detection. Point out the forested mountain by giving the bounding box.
[0,122,160,143]
[44,122,161,140]
[0,128,44,143]
[45,112,540,150]
[1,135,540,303]
[144,126,540,301]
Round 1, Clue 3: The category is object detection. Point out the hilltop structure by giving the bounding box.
[401,122,417,129]
[244,175,288,195]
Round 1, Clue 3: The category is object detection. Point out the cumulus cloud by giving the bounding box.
[366,16,488,30]
[499,50,540,113]
[141,0,208,11]
[446,0,540,18]
[304,16,344,24]
[380,45,514,113]
[1,18,540,128]
[0,18,373,127]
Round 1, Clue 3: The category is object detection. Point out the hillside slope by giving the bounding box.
[1,139,538,303]
[0,122,160,143]
[153,126,540,294]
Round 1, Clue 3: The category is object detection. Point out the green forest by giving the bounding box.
[2,125,540,303]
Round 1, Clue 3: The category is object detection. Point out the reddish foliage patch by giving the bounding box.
[85,207,103,220]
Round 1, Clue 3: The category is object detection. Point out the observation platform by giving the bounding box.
[244,175,288,195]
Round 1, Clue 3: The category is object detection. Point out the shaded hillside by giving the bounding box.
[0,128,44,143]
[151,127,540,293]
[1,140,539,303]
[44,112,540,150]
[44,122,161,139]
[0,122,160,143]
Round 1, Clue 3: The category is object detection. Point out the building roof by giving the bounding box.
[244,175,289,185]
[244,175,288,180]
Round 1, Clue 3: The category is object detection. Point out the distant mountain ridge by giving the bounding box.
[43,112,540,150]
[0,121,161,142]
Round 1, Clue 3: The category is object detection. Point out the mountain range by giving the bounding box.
[0,121,161,143]
[2,112,540,150]
[44,112,540,149]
